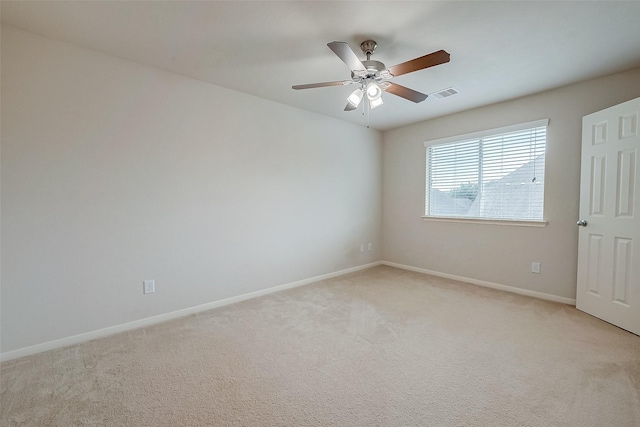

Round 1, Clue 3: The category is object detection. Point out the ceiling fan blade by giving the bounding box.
[344,102,357,112]
[327,41,367,72]
[383,82,428,103]
[387,50,450,78]
[292,80,352,90]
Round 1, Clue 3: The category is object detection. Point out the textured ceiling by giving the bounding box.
[3,1,640,131]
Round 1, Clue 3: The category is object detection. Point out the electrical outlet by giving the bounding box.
[360,244,365,253]
[143,279,155,294]
[531,262,541,274]
[368,243,373,251]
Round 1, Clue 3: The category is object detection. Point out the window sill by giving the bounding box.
[421,216,548,227]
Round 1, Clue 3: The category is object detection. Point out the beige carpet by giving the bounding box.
[2,266,639,426]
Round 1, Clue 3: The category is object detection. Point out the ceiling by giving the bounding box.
[3,1,640,131]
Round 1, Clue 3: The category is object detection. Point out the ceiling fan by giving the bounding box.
[292,40,450,111]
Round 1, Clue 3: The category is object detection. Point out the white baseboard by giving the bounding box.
[1,260,575,362]
[381,261,576,306]
[0,262,382,363]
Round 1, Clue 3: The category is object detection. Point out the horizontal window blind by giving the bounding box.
[426,120,547,221]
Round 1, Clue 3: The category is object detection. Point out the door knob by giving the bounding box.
[577,220,588,227]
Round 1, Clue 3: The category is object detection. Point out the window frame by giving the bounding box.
[423,119,549,226]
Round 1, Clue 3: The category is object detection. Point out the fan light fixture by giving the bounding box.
[347,88,364,108]
[347,82,384,110]
[366,82,381,99]
[366,82,383,109]
[369,96,384,109]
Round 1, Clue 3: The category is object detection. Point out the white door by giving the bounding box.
[577,97,640,335]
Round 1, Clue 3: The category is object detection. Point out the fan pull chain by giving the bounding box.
[366,98,370,128]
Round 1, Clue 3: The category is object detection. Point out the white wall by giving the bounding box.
[383,67,640,300]
[0,26,382,354]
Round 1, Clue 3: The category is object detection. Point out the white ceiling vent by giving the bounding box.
[431,87,459,99]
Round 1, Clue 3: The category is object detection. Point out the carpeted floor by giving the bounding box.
[2,265,639,426]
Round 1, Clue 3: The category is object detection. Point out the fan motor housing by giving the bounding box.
[351,60,387,82]
[363,60,385,73]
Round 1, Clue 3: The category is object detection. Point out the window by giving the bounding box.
[425,119,548,222]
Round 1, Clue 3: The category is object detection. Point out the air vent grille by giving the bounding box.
[432,87,459,99]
